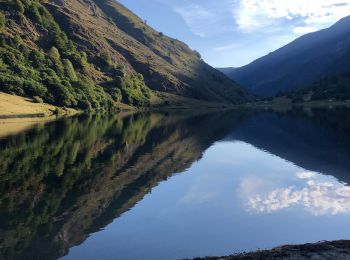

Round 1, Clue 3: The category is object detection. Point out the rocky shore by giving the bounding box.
[193,240,350,260]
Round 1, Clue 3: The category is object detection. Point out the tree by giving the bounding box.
[0,12,6,28]
[14,0,25,14]
[63,59,78,82]
[27,3,42,23]
[99,51,113,67]
[48,47,60,60]
[194,50,202,59]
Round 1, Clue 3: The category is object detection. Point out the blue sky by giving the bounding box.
[118,0,350,67]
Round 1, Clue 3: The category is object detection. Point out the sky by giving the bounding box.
[118,0,350,68]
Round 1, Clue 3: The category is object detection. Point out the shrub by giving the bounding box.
[116,75,151,106]
[0,12,6,28]
[108,87,122,102]
[194,50,201,59]
[39,5,59,30]
[80,51,88,68]
[13,35,23,47]
[14,0,25,14]
[48,47,60,60]
[53,31,69,51]
[26,3,42,23]
[0,58,6,71]
[29,49,46,68]
[24,80,47,97]
[99,51,113,67]
[63,59,78,82]
[33,96,43,103]
[77,99,92,110]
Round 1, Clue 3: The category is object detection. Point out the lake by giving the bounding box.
[1,108,350,259]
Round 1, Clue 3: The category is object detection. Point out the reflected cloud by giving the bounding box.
[244,171,350,216]
[179,185,217,205]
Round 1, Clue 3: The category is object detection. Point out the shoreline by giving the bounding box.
[193,240,350,260]
[0,113,46,119]
[2,91,350,121]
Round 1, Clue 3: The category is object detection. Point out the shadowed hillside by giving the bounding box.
[222,16,350,97]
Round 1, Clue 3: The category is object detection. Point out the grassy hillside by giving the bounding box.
[0,0,250,110]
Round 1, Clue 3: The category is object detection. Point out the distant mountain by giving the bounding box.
[217,67,236,74]
[0,0,250,110]
[222,16,350,97]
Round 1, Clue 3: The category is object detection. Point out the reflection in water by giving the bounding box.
[246,171,350,216]
[230,108,350,183]
[0,111,249,259]
[0,108,350,259]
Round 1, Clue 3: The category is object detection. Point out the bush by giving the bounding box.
[116,74,151,106]
[108,87,122,102]
[26,3,42,23]
[48,47,60,60]
[63,59,78,82]
[99,51,113,67]
[24,80,47,97]
[29,49,46,68]
[14,0,25,14]
[0,12,6,28]
[33,96,43,103]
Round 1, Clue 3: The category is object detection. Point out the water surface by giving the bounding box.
[1,108,350,259]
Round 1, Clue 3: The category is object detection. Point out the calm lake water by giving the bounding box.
[1,108,350,259]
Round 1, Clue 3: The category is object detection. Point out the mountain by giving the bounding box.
[217,67,236,74]
[222,16,350,97]
[0,0,250,110]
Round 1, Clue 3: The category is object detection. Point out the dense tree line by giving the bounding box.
[281,72,350,103]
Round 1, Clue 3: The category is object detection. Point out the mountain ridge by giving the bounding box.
[222,16,350,97]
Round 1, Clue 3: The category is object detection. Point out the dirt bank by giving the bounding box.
[0,92,78,139]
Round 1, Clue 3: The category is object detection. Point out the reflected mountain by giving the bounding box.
[1,108,350,259]
[230,108,350,184]
[0,111,250,260]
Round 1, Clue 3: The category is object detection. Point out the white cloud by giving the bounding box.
[296,171,317,179]
[172,1,237,38]
[174,5,217,37]
[245,171,350,216]
[235,0,350,33]
[293,26,318,34]
[213,43,242,52]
